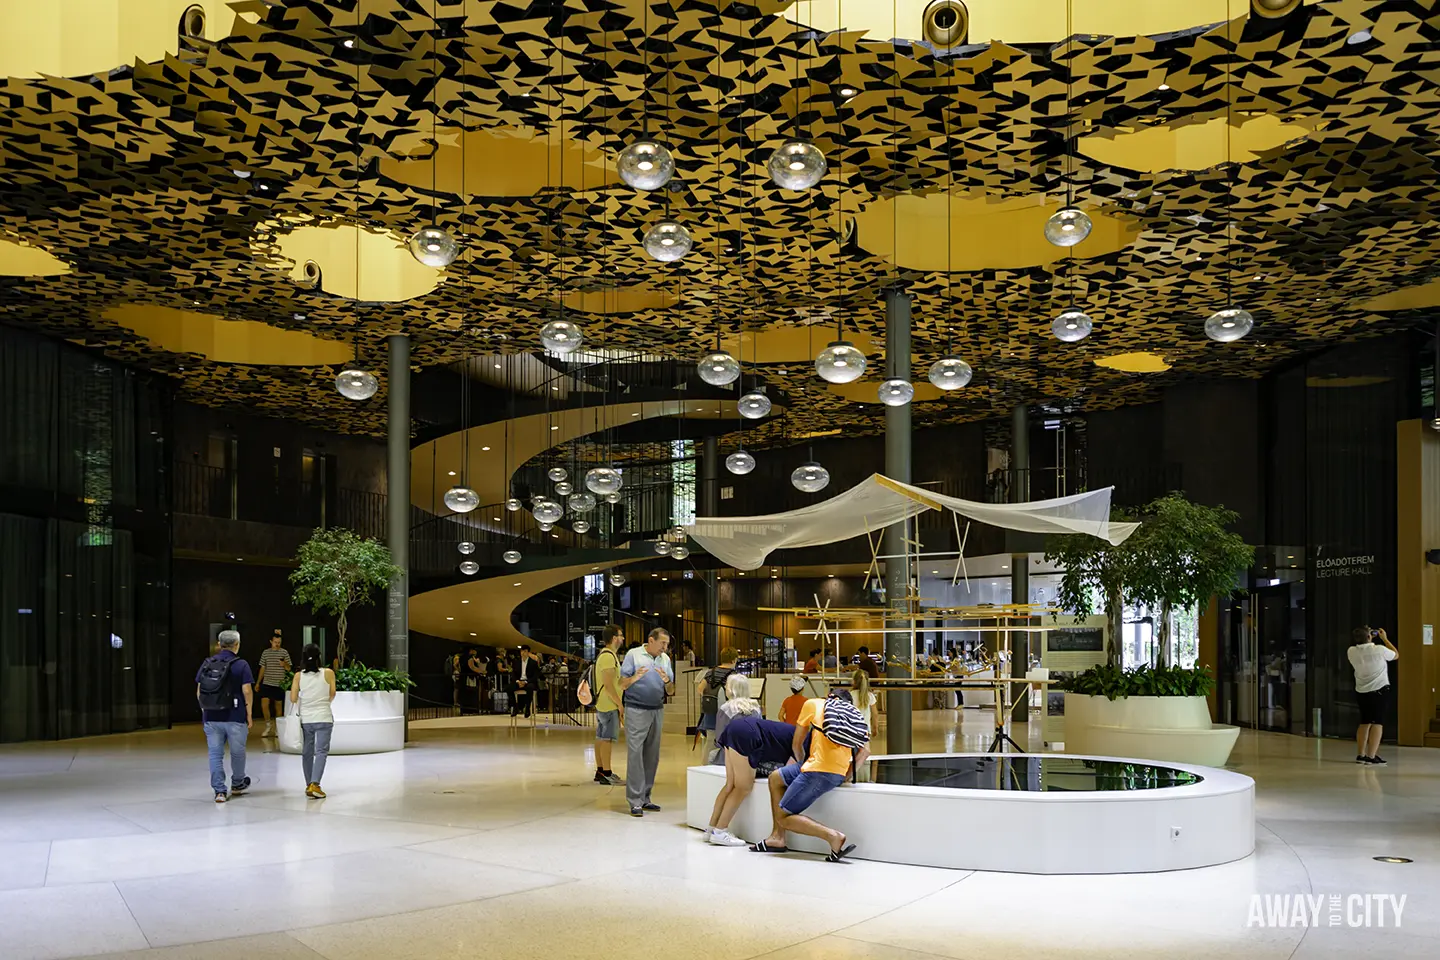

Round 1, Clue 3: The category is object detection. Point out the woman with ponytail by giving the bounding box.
[289,643,336,798]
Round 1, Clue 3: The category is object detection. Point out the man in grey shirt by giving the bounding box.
[620,628,675,817]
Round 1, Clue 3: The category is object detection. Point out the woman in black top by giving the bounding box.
[702,714,798,847]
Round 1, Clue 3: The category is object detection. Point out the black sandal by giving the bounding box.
[826,844,856,862]
[749,840,789,853]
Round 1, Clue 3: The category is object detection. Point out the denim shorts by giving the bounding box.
[777,762,845,815]
[595,709,619,742]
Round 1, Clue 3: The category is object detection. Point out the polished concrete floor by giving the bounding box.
[0,708,1435,960]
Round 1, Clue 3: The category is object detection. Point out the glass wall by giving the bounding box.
[0,325,171,742]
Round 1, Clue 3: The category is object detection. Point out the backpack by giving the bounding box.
[820,694,870,750]
[197,654,236,712]
[700,668,729,718]
[576,660,597,706]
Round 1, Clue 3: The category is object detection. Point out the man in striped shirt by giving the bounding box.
[256,629,292,738]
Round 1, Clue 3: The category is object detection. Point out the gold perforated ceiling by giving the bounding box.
[0,0,1434,441]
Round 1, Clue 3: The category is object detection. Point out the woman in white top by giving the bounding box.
[289,643,337,798]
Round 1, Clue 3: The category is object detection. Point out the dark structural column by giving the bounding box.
[1010,403,1030,727]
[884,286,913,754]
[386,335,410,689]
[702,435,720,665]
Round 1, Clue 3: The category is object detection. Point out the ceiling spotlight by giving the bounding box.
[697,350,741,386]
[617,140,675,190]
[767,140,827,191]
[232,169,251,179]
[1205,307,1254,342]
[540,318,583,355]
[1347,28,1372,44]
[838,86,859,98]
[342,38,355,48]
[1157,83,1170,91]
[815,340,868,384]
[642,220,692,262]
[1043,207,1093,247]
[407,224,459,267]
[928,356,973,390]
[1052,308,1093,342]
[335,367,379,401]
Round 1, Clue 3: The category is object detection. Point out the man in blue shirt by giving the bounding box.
[620,628,675,816]
[196,629,255,802]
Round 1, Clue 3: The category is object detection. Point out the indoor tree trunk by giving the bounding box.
[1157,599,1173,668]
[1105,584,1124,669]
[336,607,349,668]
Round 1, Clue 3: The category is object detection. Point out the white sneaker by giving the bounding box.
[707,829,748,847]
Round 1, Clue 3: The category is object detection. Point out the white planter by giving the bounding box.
[1063,693,1239,767]
[277,690,405,755]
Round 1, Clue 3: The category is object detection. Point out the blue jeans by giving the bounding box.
[302,722,334,785]
[204,721,248,794]
[777,762,845,815]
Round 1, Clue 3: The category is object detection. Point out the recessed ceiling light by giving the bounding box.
[551,386,559,391]
[342,38,355,48]
[513,582,522,587]
[1001,565,1008,569]
[236,557,244,561]
[470,632,477,636]
[494,362,501,369]
[1158,83,1170,91]
[461,599,469,604]
[446,616,454,621]
[631,413,640,417]
[839,86,858,97]
[828,574,835,578]
[448,470,456,476]
[481,446,490,451]
[550,426,559,431]
[493,516,501,521]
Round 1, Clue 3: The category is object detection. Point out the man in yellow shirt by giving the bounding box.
[751,669,870,861]
[592,625,625,785]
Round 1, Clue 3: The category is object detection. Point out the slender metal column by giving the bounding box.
[883,286,913,754]
[1010,403,1030,727]
[386,335,410,687]
[702,435,720,665]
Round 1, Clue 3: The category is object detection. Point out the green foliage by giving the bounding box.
[1123,493,1254,628]
[289,527,401,664]
[334,662,415,692]
[1059,663,1217,700]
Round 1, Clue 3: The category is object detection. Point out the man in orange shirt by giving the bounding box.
[779,676,807,724]
[751,669,869,861]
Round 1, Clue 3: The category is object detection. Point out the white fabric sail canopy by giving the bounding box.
[685,474,1138,571]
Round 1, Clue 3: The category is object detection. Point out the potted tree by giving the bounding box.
[1047,494,1253,767]
[281,528,408,755]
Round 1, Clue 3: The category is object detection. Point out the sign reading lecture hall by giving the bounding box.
[1314,553,1374,579]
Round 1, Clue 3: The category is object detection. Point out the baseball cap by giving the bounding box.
[789,676,806,693]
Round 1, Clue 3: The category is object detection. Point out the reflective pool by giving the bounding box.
[869,756,1204,791]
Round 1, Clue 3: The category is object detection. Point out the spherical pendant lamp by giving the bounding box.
[791,461,830,493]
[608,572,627,587]
[504,497,523,512]
[532,499,563,525]
[815,340,867,384]
[443,486,479,513]
[617,140,675,191]
[878,379,914,406]
[572,519,592,534]
[737,392,772,419]
[503,550,522,564]
[726,450,757,475]
[767,139,828,191]
[407,224,459,267]
[459,560,480,576]
[697,350,741,386]
[547,466,568,482]
[335,367,379,400]
[928,356,973,390]
[642,220,692,262]
[604,492,621,504]
[554,481,573,496]
[538,521,554,532]
[539,319,583,355]
[654,540,672,556]
[1205,307,1254,342]
[671,545,691,560]
[1052,308,1093,343]
[1043,207,1092,247]
[585,466,623,495]
[568,492,596,513]
[457,541,476,555]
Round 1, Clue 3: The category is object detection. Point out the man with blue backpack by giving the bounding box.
[195,628,255,803]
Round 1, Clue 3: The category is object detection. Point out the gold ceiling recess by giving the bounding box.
[0,1,237,79]
[0,237,70,277]
[1094,352,1173,373]
[0,0,1425,443]
[1079,115,1314,174]
[853,193,1140,272]
[104,304,354,366]
[257,222,444,303]
[828,380,951,404]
